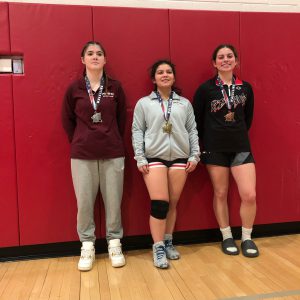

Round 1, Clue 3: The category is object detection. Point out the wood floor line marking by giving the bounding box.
[219,289,300,300]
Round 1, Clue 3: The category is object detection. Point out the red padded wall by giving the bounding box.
[2,3,299,249]
[169,10,241,230]
[93,7,170,237]
[0,75,19,247]
[170,10,240,101]
[0,2,10,53]
[0,3,19,247]
[240,12,300,224]
[9,3,93,245]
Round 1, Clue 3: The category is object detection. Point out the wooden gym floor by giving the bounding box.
[1,234,300,300]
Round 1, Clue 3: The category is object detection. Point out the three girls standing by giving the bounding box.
[63,41,258,272]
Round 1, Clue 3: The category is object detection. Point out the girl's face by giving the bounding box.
[81,44,106,72]
[153,64,175,89]
[213,47,237,73]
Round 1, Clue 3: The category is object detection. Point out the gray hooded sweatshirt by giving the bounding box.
[132,91,200,167]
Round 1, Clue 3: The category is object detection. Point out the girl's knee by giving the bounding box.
[213,189,228,201]
[241,191,256,205]
[168,201,178,212]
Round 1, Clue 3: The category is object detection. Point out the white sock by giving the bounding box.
[242,227,257,254]
[242,227,252,242]
[153,241,164,247]
[220,226,233,241]
[220,226,237,253]
[164,233,173,241]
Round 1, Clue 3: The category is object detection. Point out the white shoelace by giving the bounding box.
[110,246,123,256]
[80,249,93,259]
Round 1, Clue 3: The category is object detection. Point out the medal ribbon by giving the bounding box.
[216,76,236,110]
[155,90,174,122]
[85,75,105,111]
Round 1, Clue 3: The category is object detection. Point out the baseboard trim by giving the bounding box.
[1,221,299,262]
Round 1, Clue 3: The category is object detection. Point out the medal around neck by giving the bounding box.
[155,91,174,134]
[85,76,105,124]
[162,121,172,134]
[91,111,102,123]
[224,111,235,122]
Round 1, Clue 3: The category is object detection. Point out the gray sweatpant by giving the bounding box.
[71,157,124,243]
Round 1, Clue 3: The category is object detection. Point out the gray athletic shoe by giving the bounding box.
[153,241,168,269]
[164,237,180,260]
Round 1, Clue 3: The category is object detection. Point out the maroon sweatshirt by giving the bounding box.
[62,76,126,159]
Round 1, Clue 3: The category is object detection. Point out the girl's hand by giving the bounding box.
[185,161,197,173]
[138,164,149,174]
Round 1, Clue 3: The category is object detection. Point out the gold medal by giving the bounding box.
[162,121,172,134]
[224,111,235,122]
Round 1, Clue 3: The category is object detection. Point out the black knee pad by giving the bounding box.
[151,200,169,220]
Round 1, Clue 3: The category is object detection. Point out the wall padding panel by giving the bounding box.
[240,12,300,224]
[9,3,93,245]
[0,2,10,53]
[169,10,241,230]
[3,3,299,248]
[170,10,240,102]
[93,7,170,236]
[0,75,19,247]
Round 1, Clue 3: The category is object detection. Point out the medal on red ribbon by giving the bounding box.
[155,91,174,134]
[85,76,104,123]
[216,76,236,122]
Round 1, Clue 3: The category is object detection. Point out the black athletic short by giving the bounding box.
[147,158,188,169]
[201,152,255,167]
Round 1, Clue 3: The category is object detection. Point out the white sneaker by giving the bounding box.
[78,241,95,271]
[164,235,180,260]
[108,239,126,267]
[153,241,168,269]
